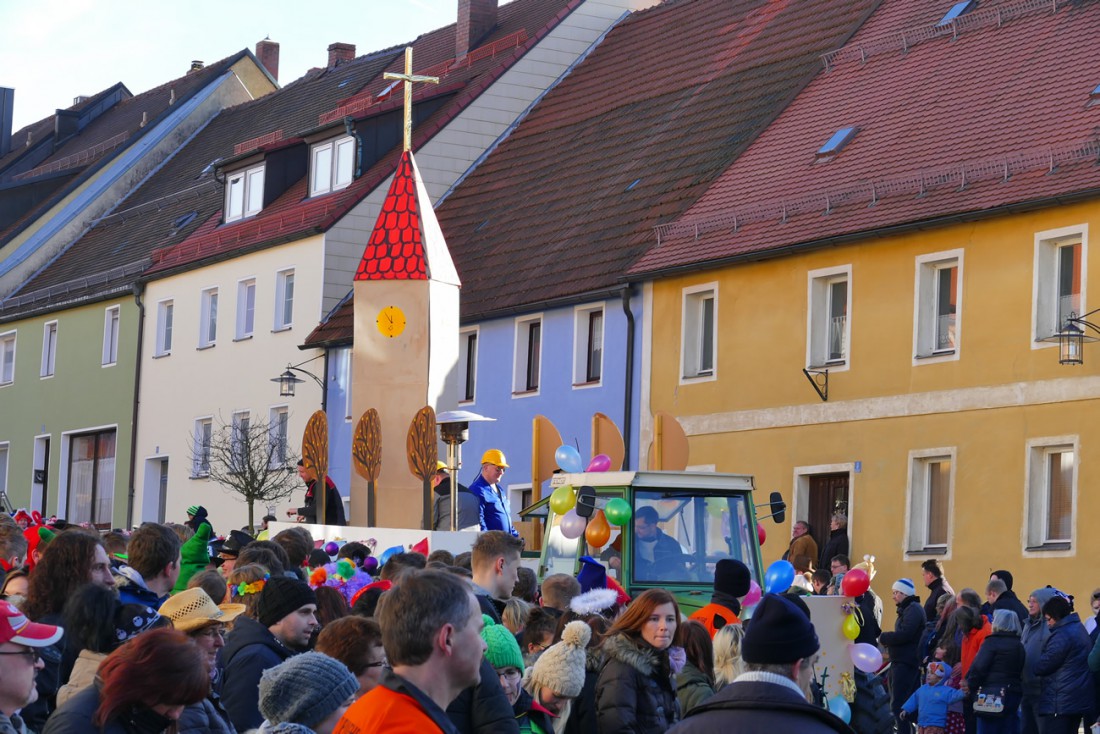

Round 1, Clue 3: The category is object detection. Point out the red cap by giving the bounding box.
[0,601,63,647]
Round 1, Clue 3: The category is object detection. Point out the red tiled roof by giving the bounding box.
[355,151,429,280]
[145,0,576,277]
[629,0,1100,275]
[434,0,883,321]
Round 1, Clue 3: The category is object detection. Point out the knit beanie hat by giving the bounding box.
[892,578,916,596]
[257,577,317,628]
[714,559,751,598]
[742,593,819,664]
[529,620,591,698]
[173,523,213,593]
[259,651,359,728]
[481,614,524,672]
[1042,595,1073,621]
[1030,586,1058,611]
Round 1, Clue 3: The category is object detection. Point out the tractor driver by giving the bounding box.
[633,505,686,580]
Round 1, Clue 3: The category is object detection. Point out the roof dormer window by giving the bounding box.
[311,135,356,197]
[816,126,859,161]
[225,164,265,223]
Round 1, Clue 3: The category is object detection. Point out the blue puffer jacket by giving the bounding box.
[1033,612,1095,716]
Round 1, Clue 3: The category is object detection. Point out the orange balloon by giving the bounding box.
[586,509,611,547]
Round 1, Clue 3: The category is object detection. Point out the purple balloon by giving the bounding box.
[586,454,612,472]
[559,508,585,539]
[363,556,379,574]
[324,541,340,556]
[850,642,883,673]
[742,579,762,607]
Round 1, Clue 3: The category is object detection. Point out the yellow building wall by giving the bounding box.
[647,200,1100,608]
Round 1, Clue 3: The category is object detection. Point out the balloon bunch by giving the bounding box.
[547,485,633,548]
[554,445,613,474]
[835,568,883,675]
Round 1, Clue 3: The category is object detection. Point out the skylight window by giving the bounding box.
[938,0,974,25]
[816,127,859,160]
[1091,82,1100,101]
[625,178,642,192]
[377,80,400,100]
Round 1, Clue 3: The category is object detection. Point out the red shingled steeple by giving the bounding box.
[355,150,428,281]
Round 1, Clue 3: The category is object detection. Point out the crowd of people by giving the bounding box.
[0,505,1095,734]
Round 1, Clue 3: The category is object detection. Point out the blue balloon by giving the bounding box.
[828,696,852,724]
[378,544,403,567]
[763,559,796,594]
[555,445,584,474]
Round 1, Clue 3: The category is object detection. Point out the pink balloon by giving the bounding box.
[757,523,766,546]
[742,579,762,607]
[849,642,883,673]
[586,454,612,472]
[559,509,586,539]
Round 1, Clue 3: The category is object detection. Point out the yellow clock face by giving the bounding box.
[376,305,406,338]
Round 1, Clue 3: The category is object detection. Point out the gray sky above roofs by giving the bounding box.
[0,0,458,131]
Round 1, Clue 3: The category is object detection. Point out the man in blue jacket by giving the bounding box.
[468,449,519,537]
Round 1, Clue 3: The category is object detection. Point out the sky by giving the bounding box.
[0,0,465,132]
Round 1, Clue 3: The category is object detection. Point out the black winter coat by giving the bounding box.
[819,529,849,570]
[563,647,602,734]
[667,679,855,734]
[596,633,680,734]
[1034,612,1095,716]
[447,656,520,734]
[854,591,882,646]
[924,577,954,623]
[42,684,176,734]
[219,615,296,732]
[967,631,1025,695]
[881,595,925,669]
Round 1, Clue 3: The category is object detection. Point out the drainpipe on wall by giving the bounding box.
[126,281,146,529]
[620,286,635,470]
[343,117,364,180]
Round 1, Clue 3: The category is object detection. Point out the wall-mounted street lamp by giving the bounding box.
[436,410,495,531]
[270,357,326,397]
[1054,309,1100,365]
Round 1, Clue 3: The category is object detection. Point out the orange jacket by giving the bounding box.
[335,672,456,734]
[960,617,992,678]
[690,602,741,638]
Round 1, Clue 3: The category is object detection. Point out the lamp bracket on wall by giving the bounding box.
[803,368,828,402]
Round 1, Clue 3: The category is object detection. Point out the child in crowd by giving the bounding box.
[900,661,967,734]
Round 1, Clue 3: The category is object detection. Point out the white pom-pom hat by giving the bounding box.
[528,620,592,698]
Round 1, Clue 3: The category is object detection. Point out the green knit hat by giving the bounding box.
[480,614,523,672]
[172,522,212,593]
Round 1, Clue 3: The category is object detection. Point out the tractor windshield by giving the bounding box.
[630,490,758,584]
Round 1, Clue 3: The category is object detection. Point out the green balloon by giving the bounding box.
[549,485,576,515]
[604,497,632,526]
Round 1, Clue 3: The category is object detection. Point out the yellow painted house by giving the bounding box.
[630,0,1100,602]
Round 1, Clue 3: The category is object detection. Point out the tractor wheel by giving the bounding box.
[849,669,893,734]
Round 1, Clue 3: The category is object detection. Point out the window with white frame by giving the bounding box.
[513,316,542,394]
[231,411,250,472]
[1033,227,1086,341]
[199,288,218,348]
[459,329,477,402]
[1026,439,1076,550]
[573,306,604,385]
[906,449,954,554]
[102,306,120,366]
[915,252,961,359]
[225,164,265,222]
[192,418,213,477]
[681,285,716,380]
[0,332,14,385]
[155,301,174,356]
[808,267,851,368]
[41,321,57,377]
[236,279,256,340]
[274,269,295,330]
[269,406,289,467]
[310,136,355,196]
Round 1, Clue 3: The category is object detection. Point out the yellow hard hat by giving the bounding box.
[435,460,448,472]
[480,449,509,468]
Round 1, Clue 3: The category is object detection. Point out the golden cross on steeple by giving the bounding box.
[383,47,440,152]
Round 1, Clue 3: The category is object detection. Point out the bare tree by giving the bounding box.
[190,413,299,531]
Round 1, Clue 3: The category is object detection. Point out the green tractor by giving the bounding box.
[519,470,785,614]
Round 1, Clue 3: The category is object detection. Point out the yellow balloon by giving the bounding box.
[549,485,576,515]
[842,613,860,641]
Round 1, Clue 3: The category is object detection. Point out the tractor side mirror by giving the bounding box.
[575,485,597,518]
[769,491,786,524]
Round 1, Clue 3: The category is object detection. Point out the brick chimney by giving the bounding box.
[0,88,13,158]
[456,0,498,58]
[327,42,356,69]
[256,38,280,82]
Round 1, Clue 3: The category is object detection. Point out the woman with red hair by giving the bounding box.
[43,628,210,733]
[595,588,684,733]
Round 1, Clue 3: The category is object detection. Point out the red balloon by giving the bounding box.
[841,568,870,597]
[757,523,766,546]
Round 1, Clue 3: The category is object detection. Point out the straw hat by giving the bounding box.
[160,587,245,633]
